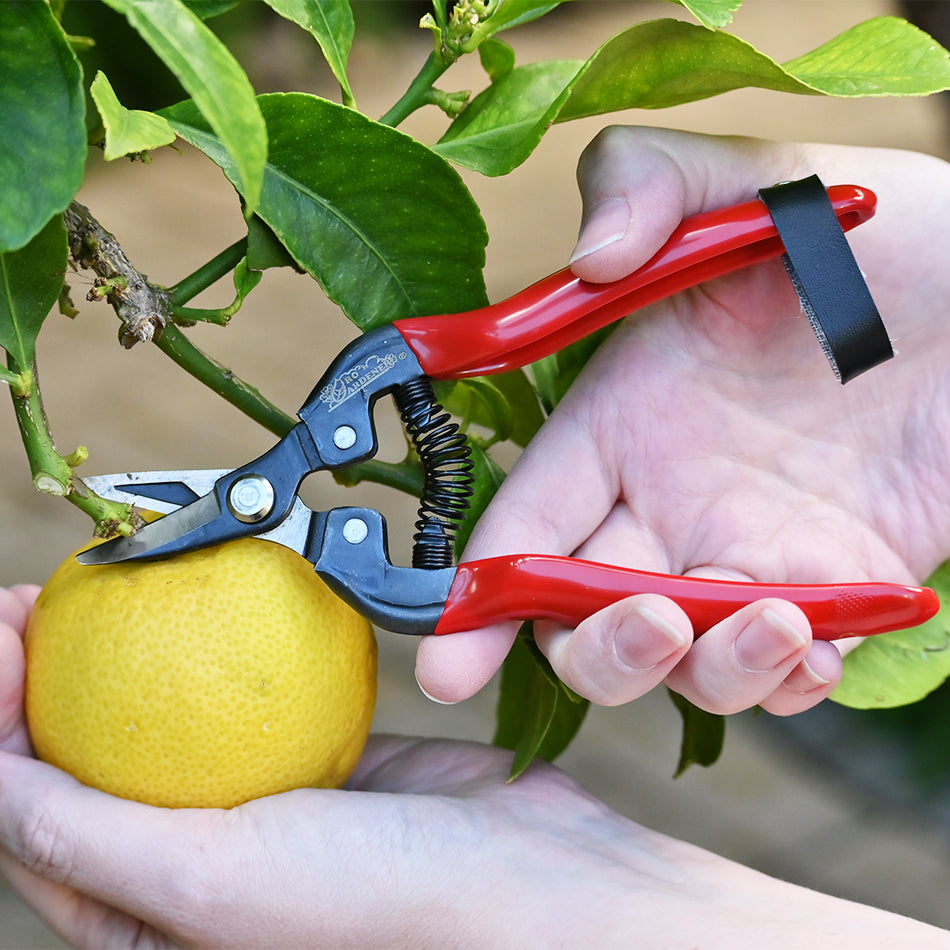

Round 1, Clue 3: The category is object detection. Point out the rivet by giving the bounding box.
[227,474,275,524]
[342,517,368,544]
[333,425,357,450]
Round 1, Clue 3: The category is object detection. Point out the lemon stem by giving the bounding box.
[5,353,139,536]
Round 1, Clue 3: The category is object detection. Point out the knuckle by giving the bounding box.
[761,680,833,717]
[547,625,636,708]
[548,649,608,705]
[14,789,77,883]
[581,124,636,157]
[576,125,633,182]
[559,668,613,706]
[666,671,747,716]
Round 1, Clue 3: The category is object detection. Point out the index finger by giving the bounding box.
[464,406,618,562]
[416,400,621,703]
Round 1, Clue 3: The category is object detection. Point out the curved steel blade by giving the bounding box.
[82,471,231,514]
[77,426,322,566]
[77,492,224,565]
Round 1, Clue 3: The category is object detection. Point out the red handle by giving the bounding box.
[433,555,938,639]
[394,185,876,379]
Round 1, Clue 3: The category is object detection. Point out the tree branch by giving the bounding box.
[64,201,172,348]
[62,202,294,435]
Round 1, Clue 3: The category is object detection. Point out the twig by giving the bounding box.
[6,353,141,537]
[64,201,172,348]
[155,324,295,437]
[378,52,451,127]
[62,202,293,434]
[170,237,247,305]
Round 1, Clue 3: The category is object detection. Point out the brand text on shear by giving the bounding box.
[318,352,406,411]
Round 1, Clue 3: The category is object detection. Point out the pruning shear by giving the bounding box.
[78,181,940,639]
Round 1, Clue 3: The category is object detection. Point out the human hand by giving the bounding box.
[1,588,945,949]
[416,128,950,714]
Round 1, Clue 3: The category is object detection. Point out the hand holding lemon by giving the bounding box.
[24,533,376,808]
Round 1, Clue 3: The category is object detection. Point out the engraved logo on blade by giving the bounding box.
[318,353,401,411]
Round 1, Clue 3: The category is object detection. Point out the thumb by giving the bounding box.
[569,127,793,283]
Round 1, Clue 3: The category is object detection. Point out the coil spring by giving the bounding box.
[395,378,475,569]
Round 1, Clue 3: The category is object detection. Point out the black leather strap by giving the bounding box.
[758,175,892,384]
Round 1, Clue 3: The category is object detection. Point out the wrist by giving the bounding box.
[605,828,950,949]
[496,803,949,949]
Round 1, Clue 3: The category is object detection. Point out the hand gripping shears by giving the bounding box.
[78,181,940,639]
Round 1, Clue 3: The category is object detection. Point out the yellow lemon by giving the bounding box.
[24,533,376,808]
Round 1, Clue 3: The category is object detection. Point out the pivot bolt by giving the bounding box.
[227,474,275,524]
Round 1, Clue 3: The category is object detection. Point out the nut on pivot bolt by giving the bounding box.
[227,474,275,524]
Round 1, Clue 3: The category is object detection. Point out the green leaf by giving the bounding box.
[833,560,950,709]
[438,16,950,175]
[784,17,950,96]
[0,1,85,252]
[90,71,176,160]
[477,0,562,36]
[437,372,544,454]
[104,0,267,215]
[172,252,263,324]
[0,216,68,367]
[262,0,354,104]
[245,216,301,272]
[670,0,742,30]
[560,17,950,121]
[182,0,239,17]
[667,689,726,776]
[163,93,488,329]
[439,377,514,445]
[478,37,516,83]
[434,60,581,175]
[232,257,263,302]
[558,19,800,119]
[494,629,589,780]
[483,369,545,448]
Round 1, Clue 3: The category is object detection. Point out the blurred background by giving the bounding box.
[4,1,950,945]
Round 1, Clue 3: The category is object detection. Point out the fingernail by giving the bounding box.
[415,674,459,706]
[616,604,691,671]
[569,197,631,264]
[784,658,833,694]
[734,607,808,673]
